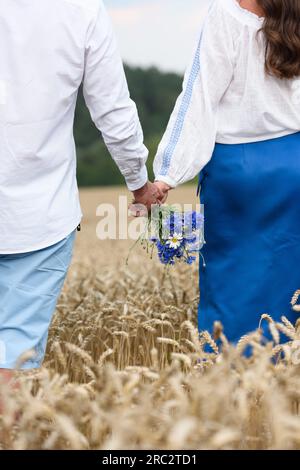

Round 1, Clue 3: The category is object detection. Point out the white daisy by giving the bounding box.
[166,233,183,249]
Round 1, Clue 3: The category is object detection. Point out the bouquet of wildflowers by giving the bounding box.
[136,205,205,266]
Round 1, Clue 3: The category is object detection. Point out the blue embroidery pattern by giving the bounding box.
[159,34,203,176]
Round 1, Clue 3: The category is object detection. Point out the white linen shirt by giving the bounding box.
[0,0,148,253]
[154,0,300,188]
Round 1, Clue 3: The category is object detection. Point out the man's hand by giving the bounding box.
[130,181,171,217]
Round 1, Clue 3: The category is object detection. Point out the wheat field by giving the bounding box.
[0,187,300,450]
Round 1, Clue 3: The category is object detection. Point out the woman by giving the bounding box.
[154,0,300,342]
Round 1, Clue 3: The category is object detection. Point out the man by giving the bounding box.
[0,0,166,376]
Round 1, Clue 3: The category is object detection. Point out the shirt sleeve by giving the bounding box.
[83,1,148,191]
[153,1,234,188]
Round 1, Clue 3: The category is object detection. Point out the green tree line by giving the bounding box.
[74,65,182,186]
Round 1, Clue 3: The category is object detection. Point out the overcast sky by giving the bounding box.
[105,0,213,73]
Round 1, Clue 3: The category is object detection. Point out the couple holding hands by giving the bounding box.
[1,0,300,374]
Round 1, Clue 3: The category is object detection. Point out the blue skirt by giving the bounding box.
[198,132,300,343]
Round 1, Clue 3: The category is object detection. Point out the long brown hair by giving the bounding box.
[256,0,300,79]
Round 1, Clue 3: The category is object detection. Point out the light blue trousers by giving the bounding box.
[0,231,76,369]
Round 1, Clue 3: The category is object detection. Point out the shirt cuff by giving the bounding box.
[125,165,149,191]
[154,175,177,188]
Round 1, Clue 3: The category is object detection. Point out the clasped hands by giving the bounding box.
[130,181,171,217]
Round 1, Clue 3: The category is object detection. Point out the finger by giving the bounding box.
[150,190,162,202]
[153,192,168,205]
[160,194,168,204]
